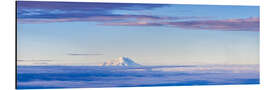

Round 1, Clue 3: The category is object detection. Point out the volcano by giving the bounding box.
[101,57,141,66]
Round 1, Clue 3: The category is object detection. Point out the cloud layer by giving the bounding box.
[17,1,168,19]
[167,17,259,31]
[17,1,259,31]
[17,65,259,89]
[104,17,259,31]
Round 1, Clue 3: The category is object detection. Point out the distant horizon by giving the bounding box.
[16,56,260,66]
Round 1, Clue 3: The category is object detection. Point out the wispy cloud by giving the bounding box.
[17,60,52,62]
[17,59,52,65]
[104,17,259,31]
[67,53,104,56]
[167,17,259,31]
[18,15,177,23]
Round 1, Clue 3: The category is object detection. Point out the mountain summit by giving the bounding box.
[101,57,141,66]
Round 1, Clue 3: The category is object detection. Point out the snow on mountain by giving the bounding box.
[101,57,141,66]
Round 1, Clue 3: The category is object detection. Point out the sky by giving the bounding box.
[16,1,260,66]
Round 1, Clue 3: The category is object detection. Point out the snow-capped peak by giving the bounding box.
[101,57,141,66]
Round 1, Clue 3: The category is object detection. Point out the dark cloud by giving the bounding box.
[17,1,167,11]
[17,1,175,24]
[17,1,168,19]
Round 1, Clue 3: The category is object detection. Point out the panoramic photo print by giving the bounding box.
[16,1,260,89]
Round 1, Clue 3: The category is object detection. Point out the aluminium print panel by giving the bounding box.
[16,1,260,89]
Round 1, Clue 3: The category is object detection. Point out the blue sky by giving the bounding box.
[17,1,259,66]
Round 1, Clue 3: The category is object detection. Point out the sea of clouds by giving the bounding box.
[17,65,259,89]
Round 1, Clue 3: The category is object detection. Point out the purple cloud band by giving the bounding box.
[167,17,259,31]
[17,15,177,23]
[17,1,259,32]
[103,17,259,31]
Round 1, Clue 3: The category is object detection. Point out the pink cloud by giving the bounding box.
[17,15,177,24]
[103,17,259,31]
[167,17,259,31]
